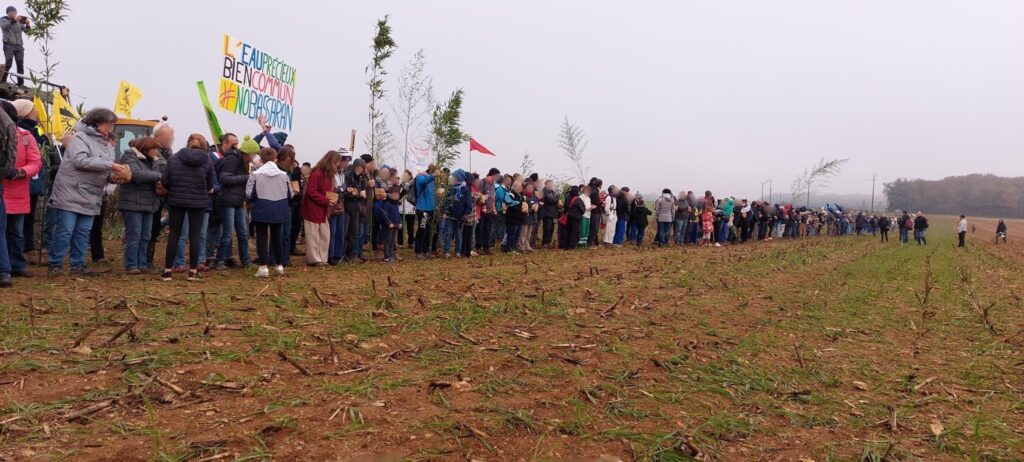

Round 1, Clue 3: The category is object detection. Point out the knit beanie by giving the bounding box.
[11,99,34,119]
[239,135,260,156]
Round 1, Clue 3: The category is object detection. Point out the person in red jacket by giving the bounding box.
[3,102,42,279]
[300,150,343,266]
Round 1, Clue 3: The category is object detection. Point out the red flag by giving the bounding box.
[469,137,495,156]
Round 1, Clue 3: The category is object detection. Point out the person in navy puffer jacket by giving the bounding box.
[247,147,291,278]
[161,134,215,281]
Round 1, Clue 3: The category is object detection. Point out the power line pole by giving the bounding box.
[870,173,877,212]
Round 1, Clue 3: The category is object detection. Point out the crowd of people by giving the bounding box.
[0,104,1012,287]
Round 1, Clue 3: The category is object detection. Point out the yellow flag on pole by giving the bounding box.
[33,97,50,134]
[113,80,143,118]
[51,92,80,137]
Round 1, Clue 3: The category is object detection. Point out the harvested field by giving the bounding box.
[2,216,1022,461]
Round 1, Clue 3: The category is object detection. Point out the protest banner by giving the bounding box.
[218,34,296,131]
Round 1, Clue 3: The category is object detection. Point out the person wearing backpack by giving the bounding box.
[913,211,929,245]
[412,164,437,259]
[1,100,41,283]
[878,215,891,243]
[440,169,471,257]
[898,211,912,244]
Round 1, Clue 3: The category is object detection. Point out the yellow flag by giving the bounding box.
[51,92,80,137]
[33,97,50,134]
[113,80,143,118]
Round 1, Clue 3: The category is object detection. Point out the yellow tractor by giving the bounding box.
[112,118,159,154]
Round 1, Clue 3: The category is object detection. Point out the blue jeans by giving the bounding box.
[628,222,638,242]
[634,225,647,245]
[174,211,209,267]
[120,210,153,271]
[673,220,686,244]
[719,221,730,243]
[613,219,627,245]
[656,221,672,245]
[915,229,926,245]
[48,208,95,270]
[348,220,368,258]
[216,206,249,264]
[0,191,9,274]
[440,218,462,254]
[5,213,26,273]
[505,223,521,251]
[328,213,346,262]
[42,204,57,248]
[899,228,909,243]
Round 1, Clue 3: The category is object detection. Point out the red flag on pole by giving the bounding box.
[469,137,495,156]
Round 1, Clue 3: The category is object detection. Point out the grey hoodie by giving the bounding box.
[655,193,675,223]
[49,122,115,216]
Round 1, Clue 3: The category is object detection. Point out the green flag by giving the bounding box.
[196,81,223,142]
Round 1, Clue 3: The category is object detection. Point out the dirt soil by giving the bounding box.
[1,216,1022,461]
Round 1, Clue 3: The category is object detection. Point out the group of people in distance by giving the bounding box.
[0,103,1013,288]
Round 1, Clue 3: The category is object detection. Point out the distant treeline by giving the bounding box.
[884,174,1024,218]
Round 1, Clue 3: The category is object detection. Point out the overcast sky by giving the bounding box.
[17,0,1024,198]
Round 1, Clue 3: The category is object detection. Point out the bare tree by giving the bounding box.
[519,152,535,176]
[791,157,850,207]
[363,115,397,166]
[389,49,434,175]
[556,116,589,183]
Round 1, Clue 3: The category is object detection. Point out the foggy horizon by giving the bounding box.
[15,0,1024,201]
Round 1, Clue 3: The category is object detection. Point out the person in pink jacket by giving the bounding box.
[2,104,42,278]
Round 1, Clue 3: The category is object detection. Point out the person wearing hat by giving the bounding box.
[343,156,371,262]
[370,164,392,257]
[1,6,29,86]
[326,149,351,265]
[10,99,44,252]
[212,135,257,269]
[1,99,40,284]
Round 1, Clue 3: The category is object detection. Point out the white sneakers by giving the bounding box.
[255,265,285,278]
